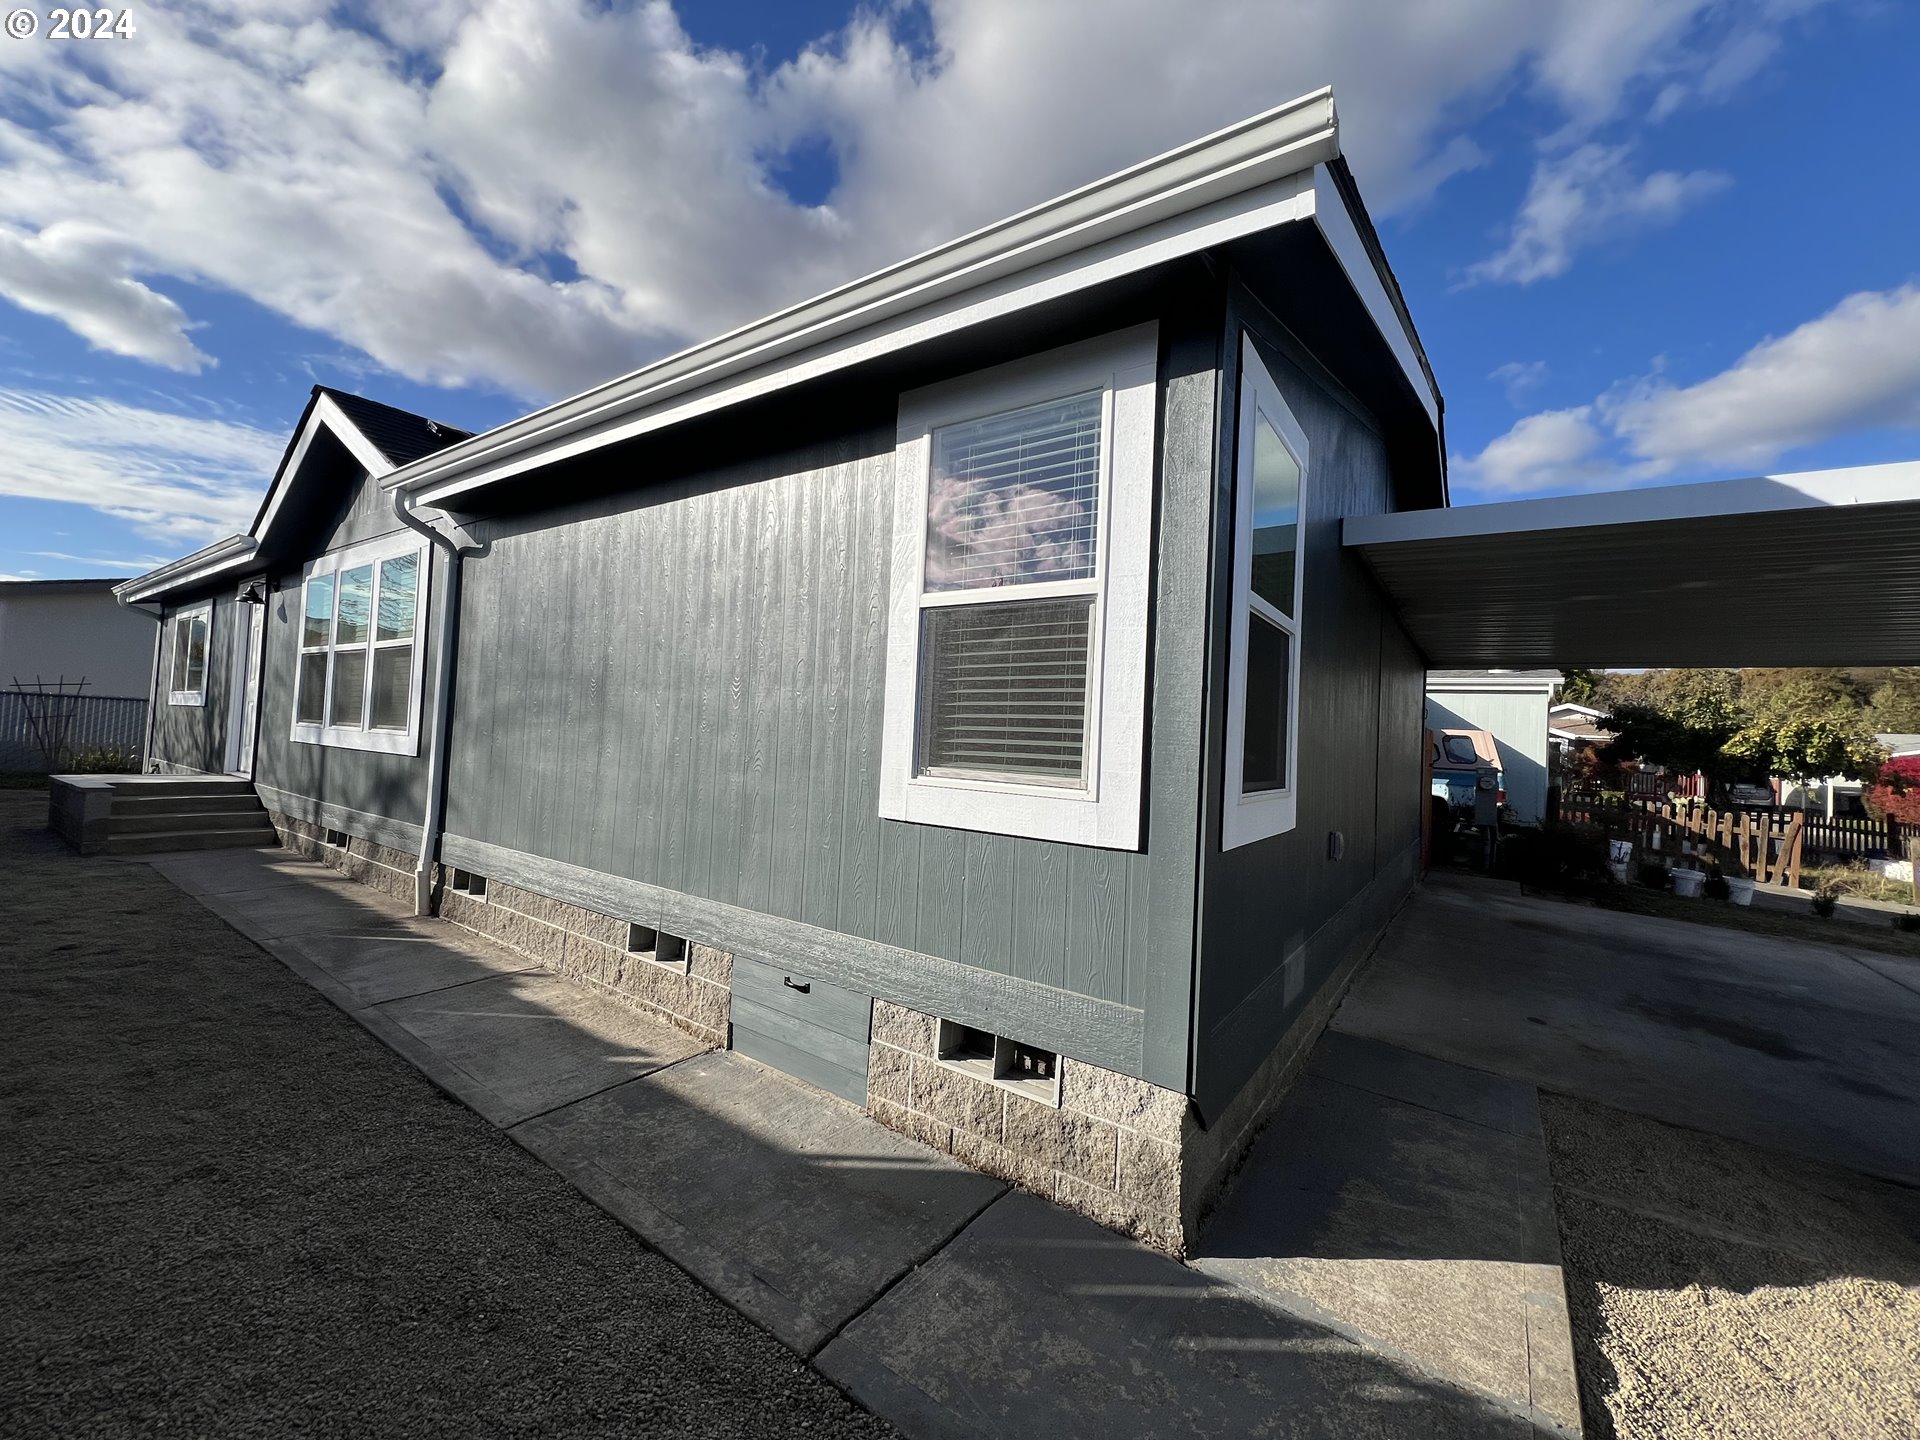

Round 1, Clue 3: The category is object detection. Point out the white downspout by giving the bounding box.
[392,487,481,916]
[114,593,165,772]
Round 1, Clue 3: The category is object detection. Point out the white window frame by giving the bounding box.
[878,323,1157,849]
[290,535,429,756]
[166,601,213,707]
[1223,335,1309,850]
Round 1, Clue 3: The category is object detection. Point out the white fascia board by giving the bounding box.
[412,175,1318,507]
[116,535,258,605]
[1426,671,1563,695]
[1309,166,1437,428]
[396,89,1341,508]
[254,393,396,546]
[1346,460,1920,547]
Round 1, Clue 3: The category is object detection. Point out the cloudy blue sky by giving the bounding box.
[1,0,1916,580]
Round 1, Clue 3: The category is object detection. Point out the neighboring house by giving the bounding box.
[1785,732,1920,817]
[1423,670,1563,825]
[111,88,1920,1254]
[1548,701,1612,750]
[0,578,155,697]
[0,579,158,771]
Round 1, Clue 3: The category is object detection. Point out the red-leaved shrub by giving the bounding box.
[1866,755,1920,826]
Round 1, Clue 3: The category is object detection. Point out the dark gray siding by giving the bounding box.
[149,593,237,775]
[1190,288,1426,1118]
[443,431,1161,1019]
[251,462,436,834]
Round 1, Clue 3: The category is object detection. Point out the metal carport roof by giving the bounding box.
[1345,461,1920,668]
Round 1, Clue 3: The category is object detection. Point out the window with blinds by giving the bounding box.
[925,392,1102,591]
[917,391,1105,788]
[880,323,1156,849]
[918,598,1094,783]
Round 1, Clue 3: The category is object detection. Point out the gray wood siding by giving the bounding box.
[1191,291,1426,1118]
[443,427,1160,1017]
[149,594,236,775]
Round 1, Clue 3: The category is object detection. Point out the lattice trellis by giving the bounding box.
[8,675,89,772]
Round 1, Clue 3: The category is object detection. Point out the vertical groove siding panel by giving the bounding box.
[445,416,1155,1011]
[803,455,856,930]
[711,483,750,898]
[1065,846,1123,1001]
[658,483,694,893]
[915,826,966,961]
[585,520,619,868]
[768,464,820,920]
[874,821,922,951]
[735,476,781,911]
[686,487,722,897]
[959,830,1013,975]
[1012,838,1068,989]
[835,454,887,939]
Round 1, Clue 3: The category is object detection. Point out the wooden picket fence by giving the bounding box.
[1558,797,1805,888]
[1799,812,1908,859]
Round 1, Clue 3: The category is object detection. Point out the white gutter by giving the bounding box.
[386,88,1367,509]
[116,534,259,605]
[391,491,483,916]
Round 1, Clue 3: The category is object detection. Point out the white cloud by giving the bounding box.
[1465,143,1729,286]
[0,0,1826,407]
[0,388,282,542]
[1490,359,1549,406]
[30,550,172,570]
[1451,405,1614,496]
[1455,283,1920,499]
[0,222,211,371]
[1611,284,1920,471]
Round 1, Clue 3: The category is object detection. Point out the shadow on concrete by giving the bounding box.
[128,828,1578,1438]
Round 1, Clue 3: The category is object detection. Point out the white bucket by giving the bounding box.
[1607,860,1630,883]
[1671,868,1706,898]
[1727,877,1755,907]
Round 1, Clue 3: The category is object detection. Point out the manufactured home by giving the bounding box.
[105,88,1920,1252]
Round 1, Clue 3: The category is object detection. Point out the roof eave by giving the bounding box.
[393,88,1367,510]
[115,534,259,605]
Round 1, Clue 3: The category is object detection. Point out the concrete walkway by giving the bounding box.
[147,843,1566,1438]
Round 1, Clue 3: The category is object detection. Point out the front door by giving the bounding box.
[228,600,266,777]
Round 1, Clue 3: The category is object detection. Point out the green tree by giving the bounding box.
[1599,668,1884,794]
[1557,668,1604,706]
[1868,668,1920,733]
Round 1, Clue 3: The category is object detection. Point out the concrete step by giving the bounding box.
[111,794,264,818]
[106,825,281,855]
[109,811,275,836]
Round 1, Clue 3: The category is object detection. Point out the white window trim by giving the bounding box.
[1223,335,1309,850]
[166,601,212,707]
[879,322,1157,849]
[290,534,429,756]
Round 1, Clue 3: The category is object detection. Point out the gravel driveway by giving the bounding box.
[0,790,894,1439]
[1542,1093,1920,1440]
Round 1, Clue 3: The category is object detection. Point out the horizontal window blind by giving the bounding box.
[925,391,1102,591]
[917,597,1093,783]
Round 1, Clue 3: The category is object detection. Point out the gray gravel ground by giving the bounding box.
[1541,1091,1920,1440]
[0,791,896,1439]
